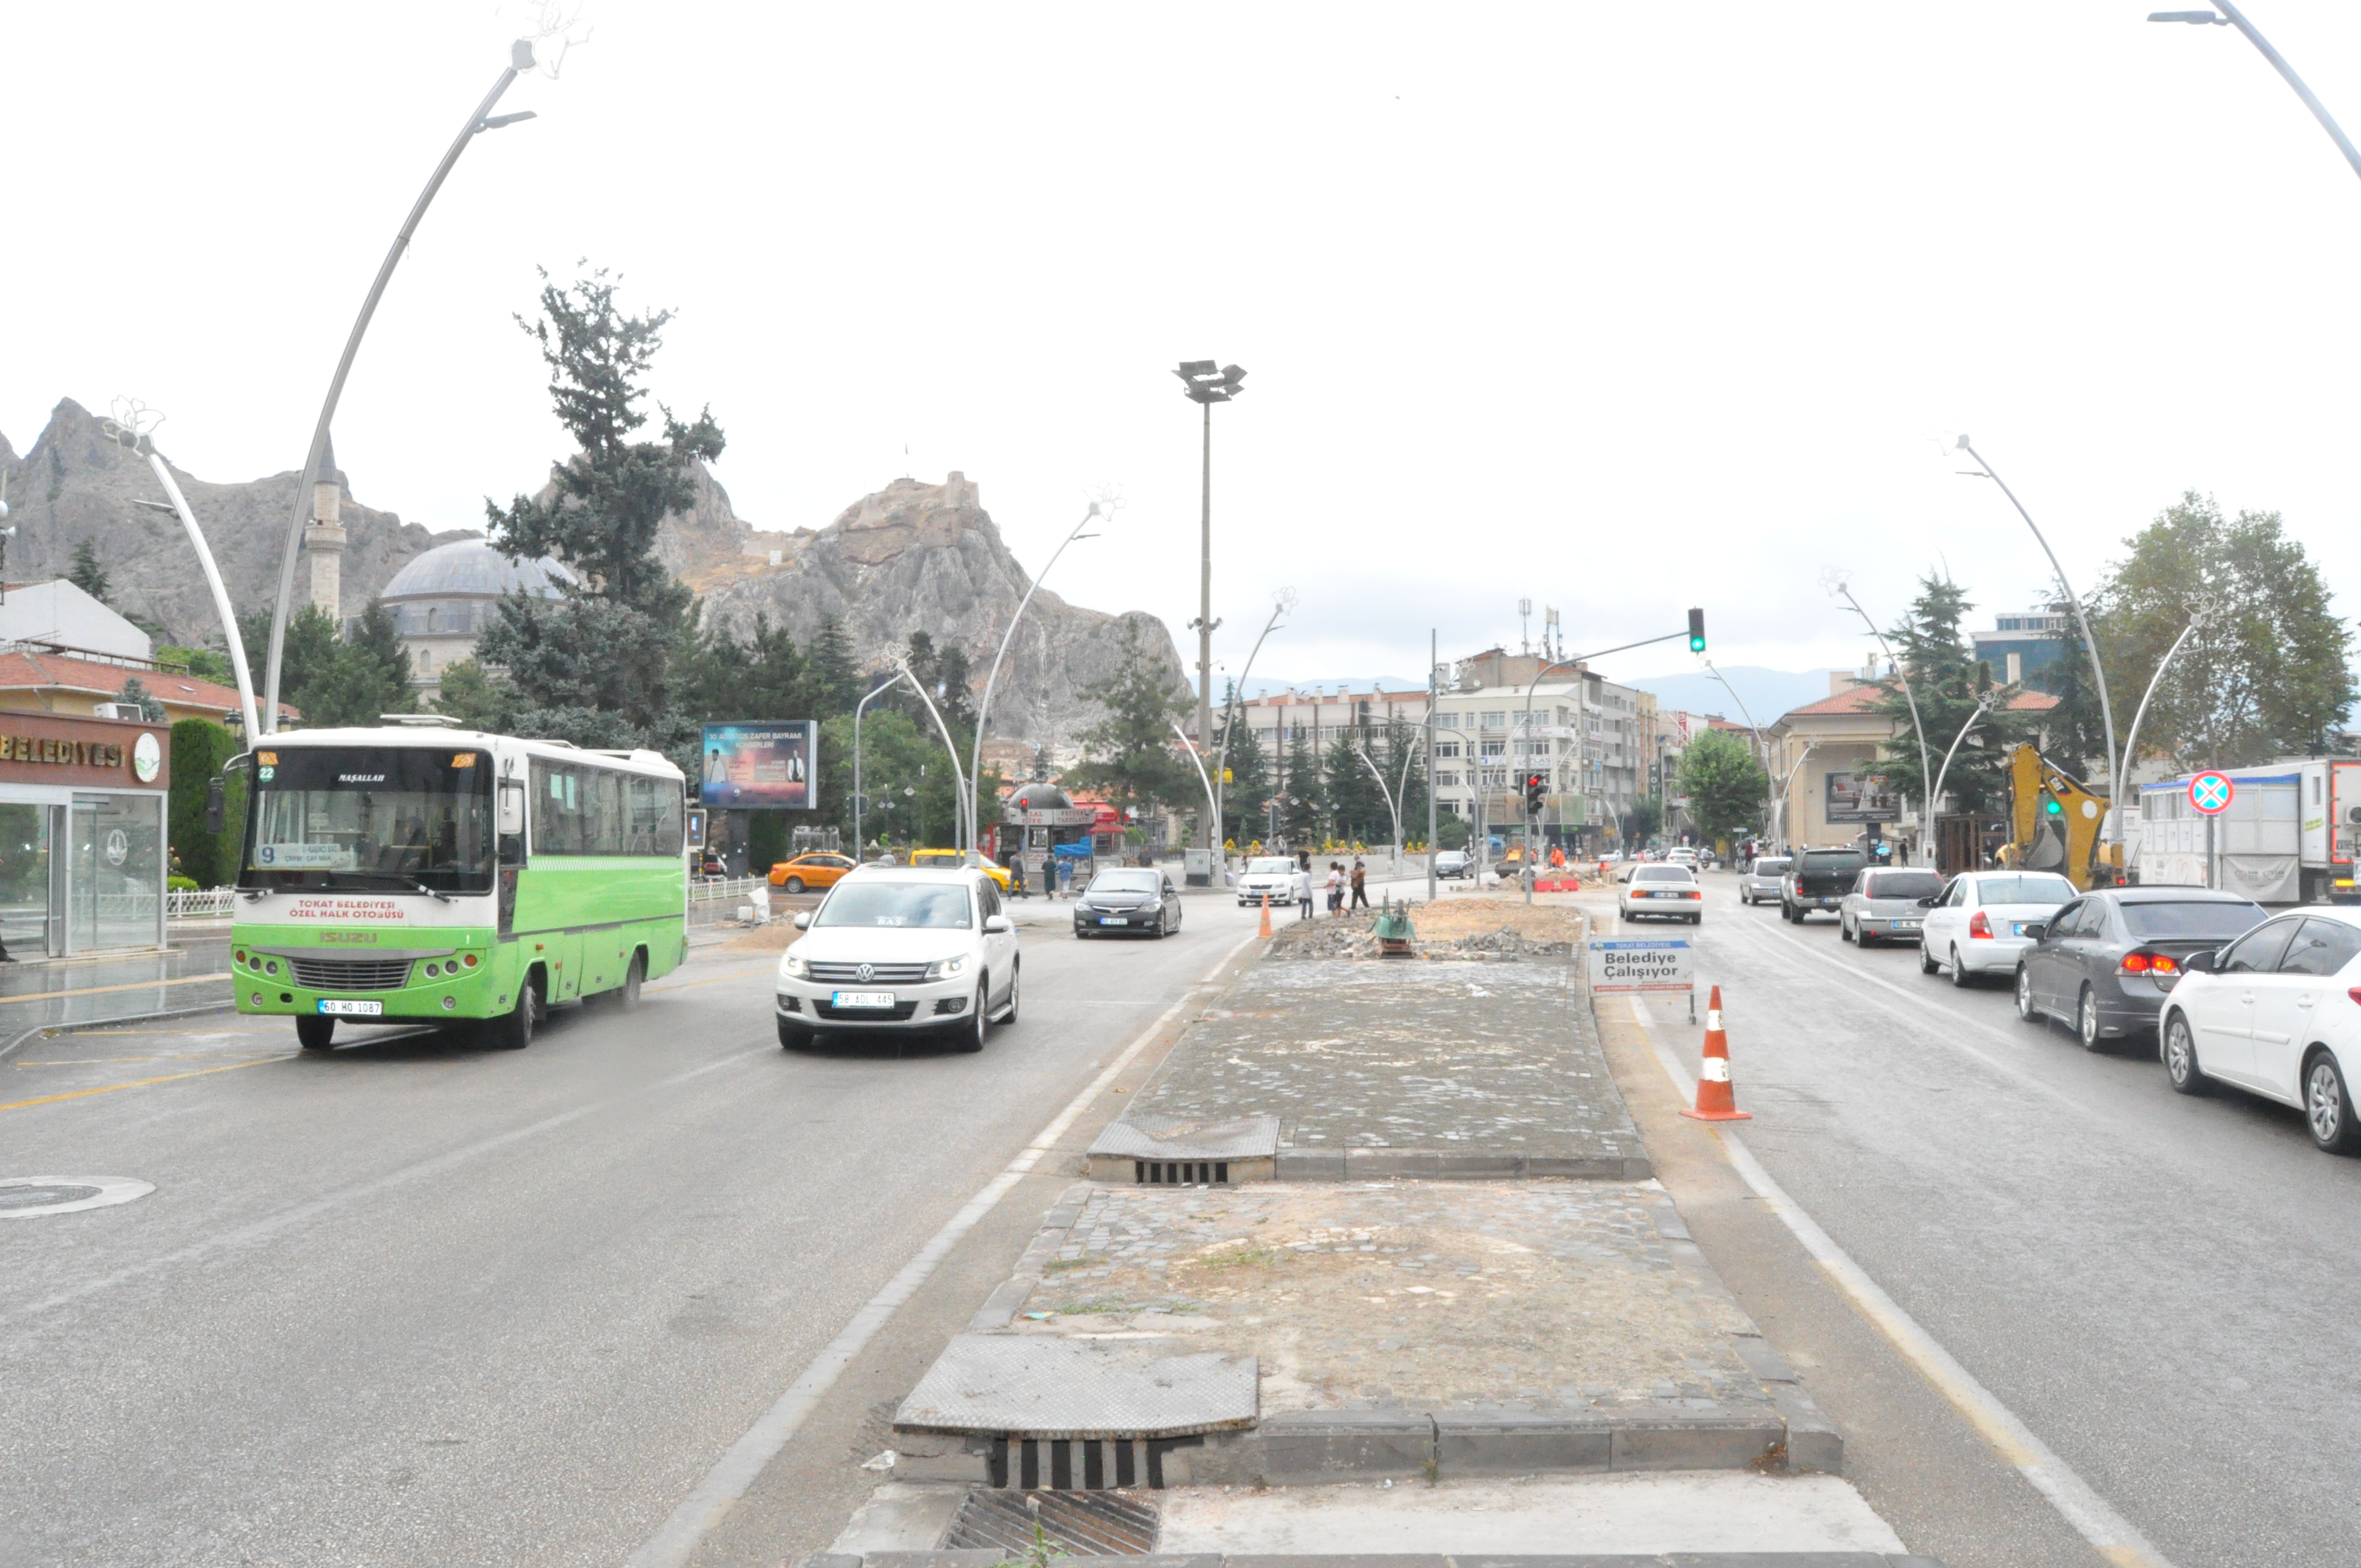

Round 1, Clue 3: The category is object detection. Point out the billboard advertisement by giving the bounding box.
[1825,769,1900,824]
[700,721,817,810]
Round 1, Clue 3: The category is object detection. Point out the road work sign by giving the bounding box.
[1588,939,1693,994]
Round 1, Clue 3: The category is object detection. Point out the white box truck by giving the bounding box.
[2126,758,2361,904]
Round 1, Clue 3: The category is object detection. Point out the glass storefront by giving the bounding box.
[69,793,164,952]
[0,802,50,956]
[0,713,171,956]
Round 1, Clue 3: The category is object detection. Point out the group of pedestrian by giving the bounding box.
[1291,851,1369,921]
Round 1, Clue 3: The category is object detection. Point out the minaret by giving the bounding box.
[304,437,346,619]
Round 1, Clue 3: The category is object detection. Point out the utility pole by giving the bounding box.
[1174,361,1245,864]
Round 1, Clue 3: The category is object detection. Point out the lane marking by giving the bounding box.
[623,924,1267,1568]
[0,972,232,1006]
[1626,994,2173,1568]
[0,1055,287,1112]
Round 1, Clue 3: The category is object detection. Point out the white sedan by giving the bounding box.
[2160,908,2361,1153]
[1917,871,2078,988]
[1620,864,1702,924]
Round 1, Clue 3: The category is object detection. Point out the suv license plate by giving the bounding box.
[317,999,382,1016]
[831,990,895,1009]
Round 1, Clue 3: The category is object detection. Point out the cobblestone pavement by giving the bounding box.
[1123,956,1646,1168]
[1008,1179,1776,1422]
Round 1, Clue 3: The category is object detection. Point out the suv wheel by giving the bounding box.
[954,982,988,1052]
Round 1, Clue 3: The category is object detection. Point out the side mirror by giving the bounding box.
[2022,921,2048,941]
[984,914,1013,934]
[2183,948,2218,974]
[498,832,526,867]
[497,777,527,837]
[793,912,812,930]
[204,777,226,835]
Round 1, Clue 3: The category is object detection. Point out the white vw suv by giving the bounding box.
[776,867,1018,1052]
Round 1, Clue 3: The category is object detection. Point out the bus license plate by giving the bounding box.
[317,999,382,1016]
[831,990,895,1009]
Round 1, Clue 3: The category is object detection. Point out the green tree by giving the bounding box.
[116,677,165,723]
[167,718,247,887]
[1623,794,1665,849]
[1212,698,1269,846]
[478,266,722,754]
[154,645,234,684]
[429,657,513,731]
[807,617,862,716]
[68,537,110,603]
[1866,575,2023,816]
[2095,493,2356,769]
[2028,599,2107,782]
[1278,728,1323,844]
[1064,622,1190,819]
[1679,729,1769,849]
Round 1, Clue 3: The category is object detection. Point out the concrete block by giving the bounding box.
[1525,1155,1627,1178]
[1225,1558,1452,1568]
[1770,1383,1846,1474]
[1253,1409,1435,1483]
[1433,1152,1524,1179]
[1620,1155,1656,1179]
[1433,1409,1612,1474]
[860,1554,1006,1568]
[1608,1411,1785,1471]
[1346,1149,1441,1179]
[1730,1333,1797,1383]
[1276,1148,1346,1180]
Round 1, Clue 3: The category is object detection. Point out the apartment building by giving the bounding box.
[1427,662,1646,850]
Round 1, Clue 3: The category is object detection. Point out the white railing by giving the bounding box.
[687,875,763,906]
[167,888,238,920]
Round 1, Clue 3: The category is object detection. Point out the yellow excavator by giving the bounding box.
[2001,744,2119,890]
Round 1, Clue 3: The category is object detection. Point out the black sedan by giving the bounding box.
[2012,887,2268,1049]
[1073,868,1183,938]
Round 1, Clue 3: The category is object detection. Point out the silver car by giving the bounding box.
[1739,856,1790,905]
[1839,866,1946,946]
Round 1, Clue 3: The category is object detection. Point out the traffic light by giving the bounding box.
[1687,607,1706,654]
[1523,772,1548,814]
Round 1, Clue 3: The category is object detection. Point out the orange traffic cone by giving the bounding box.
[1259,894,1272,939]
[1679,986,1752,1122]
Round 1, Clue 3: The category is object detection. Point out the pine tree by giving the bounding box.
[1279,729,1322,844]
[478,267,722,751]
[431,657,513,732]
[68,538,111,603]
[807,617,861,716]
[1867,575,2025,816]
[1064,621,1190,817]
[1214,699,1269,846]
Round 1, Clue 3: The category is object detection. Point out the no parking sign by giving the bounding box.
[2189,771,2234,816]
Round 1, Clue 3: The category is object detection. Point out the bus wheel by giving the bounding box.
[618,951,645,1013]
[296,1015,335,1052]
[492,977,538,1050]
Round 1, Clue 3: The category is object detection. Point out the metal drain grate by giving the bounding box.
[1134,1160,1228,1185]
[985,1433,1203,1490]
[0,1185,99,1212]
[942,1485,1158,1554]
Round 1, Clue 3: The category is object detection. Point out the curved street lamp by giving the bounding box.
[1928,691,1999,837]
[262,38,548,732]
[967,493,1114,864]
[1824,570,1934,861]
[2151,6,2361,185]
[1208,587,1296,850]
[851,675,899,858]
[2117,601,2213,847]
[896,661,971,854]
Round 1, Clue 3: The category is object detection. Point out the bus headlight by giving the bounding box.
[925,954,971,981]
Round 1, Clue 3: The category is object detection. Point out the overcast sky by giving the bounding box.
[10,2,2361,699]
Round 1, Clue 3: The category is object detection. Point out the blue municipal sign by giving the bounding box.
[2189,771,2234,816]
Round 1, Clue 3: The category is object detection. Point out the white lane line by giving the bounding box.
[3,1040,773,1324]
[1628,995,2174,1568]
[623,924,1267,1568]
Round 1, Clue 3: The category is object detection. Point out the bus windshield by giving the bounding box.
[242,745,494,894]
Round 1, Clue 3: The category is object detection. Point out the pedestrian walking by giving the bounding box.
[1056,856,1074,900]
[1325,862,1344,915]
[1349,857,1369,910]
[1009,854,1027,899]
[1294,862,1315,921]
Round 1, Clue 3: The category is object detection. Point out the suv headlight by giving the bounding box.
[924,954,972,981]
[782,951,810,980]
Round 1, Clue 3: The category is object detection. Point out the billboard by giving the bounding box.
[1825,769,1900,824]
[700,721,817,810]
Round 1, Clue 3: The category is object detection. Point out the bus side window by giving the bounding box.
[533,762,584,854]
[627,776,665,855]
[586,770,627,856]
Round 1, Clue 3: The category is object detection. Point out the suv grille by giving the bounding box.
[286,955,414,992]
[807,961,930,984]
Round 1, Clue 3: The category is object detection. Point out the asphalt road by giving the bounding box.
[0,894,1267,1567]
[1627,871,2361,1568]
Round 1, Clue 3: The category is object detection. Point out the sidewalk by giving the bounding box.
[0,927,235,1060]
[815,897,1928,1564]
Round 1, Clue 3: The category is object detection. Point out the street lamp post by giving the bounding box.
[852,676,898,860]
[2118,603,2211,824]
[897,663,971,853]
[2151,6,2361,184]
[1701,659,1780,857]
[261,39,546,733]
[1208,588,1295,858]
[1928,693,1998,836]
[967,497,1111,865]
[1174,360,1245,861]
[1172,722,1221,860]
[1825,571,1934,863]
[1952,437,2119,856]
[1776,742,1821,851]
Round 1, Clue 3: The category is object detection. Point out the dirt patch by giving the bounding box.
[720,924,800,953]
[1266,898,1586,961]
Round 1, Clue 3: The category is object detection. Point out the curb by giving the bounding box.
[806,1554,1947,1567]
[1272,1150,1652,1182]
[0,997,238,1064]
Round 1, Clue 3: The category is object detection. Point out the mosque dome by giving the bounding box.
[380,538,573,601]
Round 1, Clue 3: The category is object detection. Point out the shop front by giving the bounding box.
[0,712,171,957]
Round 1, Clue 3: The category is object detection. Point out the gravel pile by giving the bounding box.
[1266,910,1574,961]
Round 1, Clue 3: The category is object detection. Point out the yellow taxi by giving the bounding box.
[767,852,857,894]
[910,848,1014,892]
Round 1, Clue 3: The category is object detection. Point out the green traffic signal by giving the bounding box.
[2044,798,2063,815]
[1687,607,1706,653]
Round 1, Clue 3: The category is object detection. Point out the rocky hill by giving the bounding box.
[0,399,465,644]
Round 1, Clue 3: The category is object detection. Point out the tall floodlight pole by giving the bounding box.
[1174,360,1245,858]
[101,403,261,738]
[968,495,1113,864]
[1824,571,1933,864]
[1953,437,2118,853]
[852,676,897,859]
[2151,6,2361,184]
[262,39,546,732]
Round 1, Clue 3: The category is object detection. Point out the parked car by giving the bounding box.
[909,847,1014,892]
[1739,856,1791,905]
[1433,850,1472,880]
[1839,867,1947,946]
[1915,870,2078,987]
[1619,863,1702,924]
[2014,887,2267,1049]
[2159,908,2361,1152]
[1075,867,1183,938]
[768,852,857,894]
[1238,854,1299,904]
[775,867,1018,1052]
[1781,848,1868,923]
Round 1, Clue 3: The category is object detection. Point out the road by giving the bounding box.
[1624,870,2361,1568]
[0,895,1267,1567]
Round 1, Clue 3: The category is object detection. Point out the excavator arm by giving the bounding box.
[2005,743,2112,890]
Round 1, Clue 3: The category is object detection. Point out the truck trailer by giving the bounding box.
[2126,758,2360,905]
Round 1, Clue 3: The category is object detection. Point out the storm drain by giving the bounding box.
[0,1177,155,1218]
[1135,1159,1227,1185]
[943,1483,1159,1553]
[986,1433,1201,1491]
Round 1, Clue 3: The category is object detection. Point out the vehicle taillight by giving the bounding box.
[2119,951,2177,977]
[2350,987,2361,1008]
[1968,911,1992,939]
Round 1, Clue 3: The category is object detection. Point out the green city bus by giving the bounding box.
[230,721,688,1050]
